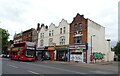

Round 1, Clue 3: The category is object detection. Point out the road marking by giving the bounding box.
[24,62,86,74]
[2,58,9,60]
[91,70,111,74]
[28,70,39,74]
[8,64,18,68]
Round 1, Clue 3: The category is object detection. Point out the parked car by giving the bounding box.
[2,54,10,58]
[0,54,4,58]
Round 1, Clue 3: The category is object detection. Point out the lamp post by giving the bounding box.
[91,35,95,54]
[107,39,111,62]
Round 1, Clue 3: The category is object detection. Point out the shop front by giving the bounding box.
[69,45,87,63]
[55,45,68,61]
[36,46,46,60]
[45,46,55,61]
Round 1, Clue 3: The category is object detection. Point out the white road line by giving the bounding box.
[24,62,86,74]
[8,64,18,68]
[28,70,39,74]
[91,70,111,74]
[2,58,9,60]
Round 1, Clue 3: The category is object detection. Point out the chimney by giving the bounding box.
[41,24,44,27]
[81,14,84,17]
[45,25,48,29]
[37,23,40,31]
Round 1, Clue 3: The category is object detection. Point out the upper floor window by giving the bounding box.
[40,33,42,38]
[49,31,51,36]
[49,38,53,46]
[40,39,44,46]
[74,36,82,44]
[78,23,82,31]
[52,30,54,36]
[74,24,77,31]
[74,23,83,31]
[60,28,62,34]
[59,36,65,45]
[23,35,26,40]
[28,32,31,37]
[42,33,44,38]
[63,27,66,34]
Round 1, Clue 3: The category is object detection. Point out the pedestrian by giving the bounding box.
[90,54,94,63]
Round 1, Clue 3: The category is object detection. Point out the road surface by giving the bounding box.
[1,58,119,76]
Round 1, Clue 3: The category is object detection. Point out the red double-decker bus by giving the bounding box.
[10,41,36,61]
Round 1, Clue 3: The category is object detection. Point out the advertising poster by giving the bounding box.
[70,54,83,62]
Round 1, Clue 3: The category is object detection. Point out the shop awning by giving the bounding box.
[72,49,82,53]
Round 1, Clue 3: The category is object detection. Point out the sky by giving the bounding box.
[0,0,119,47]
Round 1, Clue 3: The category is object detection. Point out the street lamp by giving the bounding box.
[107,39,111,62]
[91,34,95,54]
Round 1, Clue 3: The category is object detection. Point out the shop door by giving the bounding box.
[37,51,42,60]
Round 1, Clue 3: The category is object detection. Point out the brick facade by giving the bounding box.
[69,13,87,45]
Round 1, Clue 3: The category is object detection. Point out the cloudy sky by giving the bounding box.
[0,0,119,47]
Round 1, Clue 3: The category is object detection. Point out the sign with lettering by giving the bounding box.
[12,47,23,51]
[47,47,55,50]
[55,46,68,50]
[27,47,35,50]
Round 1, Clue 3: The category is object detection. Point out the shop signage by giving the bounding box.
[47,47,55,50]
[55,46,68,50]
[36,46,45,50]
[69,45,86,49]
[70,54,83,62]
[12,47,23,51]
[27,47,35,50]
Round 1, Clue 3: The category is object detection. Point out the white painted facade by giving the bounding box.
[37,17,114,63]
[37,19,70,47]
[87,19,114,62]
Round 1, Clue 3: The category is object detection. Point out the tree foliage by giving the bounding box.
[113,41,120,61]
[0,28,10,51]
[113,41,120,54]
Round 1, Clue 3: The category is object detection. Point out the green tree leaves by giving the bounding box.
[0,28,10,54]
[113,41,120,61]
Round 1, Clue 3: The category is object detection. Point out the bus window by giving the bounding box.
[14,43,25,47]
[12,52,18,55]
[26,49,35,57]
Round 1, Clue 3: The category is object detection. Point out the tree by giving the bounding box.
[0,28,10,54]
[113,41,120,61]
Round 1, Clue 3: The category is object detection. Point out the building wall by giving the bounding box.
[69,13,87,45]
[37,19,70,47]
[87,19,112,62]
[22,28,35,42]
[14,33,22,43]
[32,30,38,45]
[105,40,114,61]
